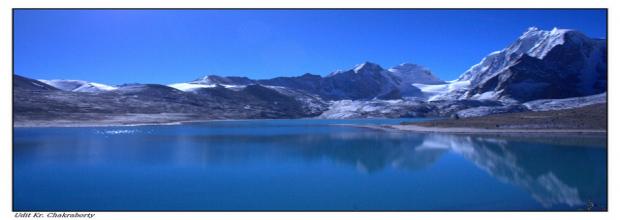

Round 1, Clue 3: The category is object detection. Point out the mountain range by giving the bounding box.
[13,27,607,124]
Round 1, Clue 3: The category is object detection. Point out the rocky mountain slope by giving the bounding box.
[14,75,326,125]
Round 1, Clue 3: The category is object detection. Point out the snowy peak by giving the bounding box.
[389,63,425,72]
[512,27,571,59]
[457,27,587,83]
[458,27,606,102]
[326,62,383,77]
[190,75,254,85]
[40,79,117,92]
[387,63,444,84]
[191,75,216,84]
[353,61,384,74]
[334,61,443,84]
[259,61,441,100]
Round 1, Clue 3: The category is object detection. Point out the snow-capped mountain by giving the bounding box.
[168,61,443,101]
[386,63,444,97]
[258,61,442,100]
[387,63,444,85]
[192,75,255,85]
[15,28,607,121]
[40,79,117,93]
[317,62,404,100]
[456,27,606,102]
[459,27,571,84]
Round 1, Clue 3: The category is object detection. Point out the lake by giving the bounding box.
[13,119,607,211]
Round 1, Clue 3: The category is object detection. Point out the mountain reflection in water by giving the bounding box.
[14,120,606,210]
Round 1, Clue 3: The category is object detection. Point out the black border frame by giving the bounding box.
[11,8,609,212]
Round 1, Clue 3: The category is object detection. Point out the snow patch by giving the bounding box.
[318,99,423,119]
[523,93,606,111]
[413,80,471,101]
[168,83,244,92]
[40,79,117,93]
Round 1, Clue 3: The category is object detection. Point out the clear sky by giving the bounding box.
[14,9,606,85]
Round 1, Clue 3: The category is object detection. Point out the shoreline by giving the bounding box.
[14,119,608,136]
[12,117,349,128]
[349,124,607,135]
[12,113,303,128]
[12,119,255,128]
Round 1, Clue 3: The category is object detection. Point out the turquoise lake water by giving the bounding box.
[13,119,607,211]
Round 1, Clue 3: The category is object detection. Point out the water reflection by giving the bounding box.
[14,124,606,210]
[414,134,606,208]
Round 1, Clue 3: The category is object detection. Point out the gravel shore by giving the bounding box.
[402,103,607,130]
[351,104,607,135]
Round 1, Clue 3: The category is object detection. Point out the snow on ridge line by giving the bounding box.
[456,27,574,82]
[40,79,118,92]
[87,82,118,91]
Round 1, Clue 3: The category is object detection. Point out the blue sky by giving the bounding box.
[14,9,606,85]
